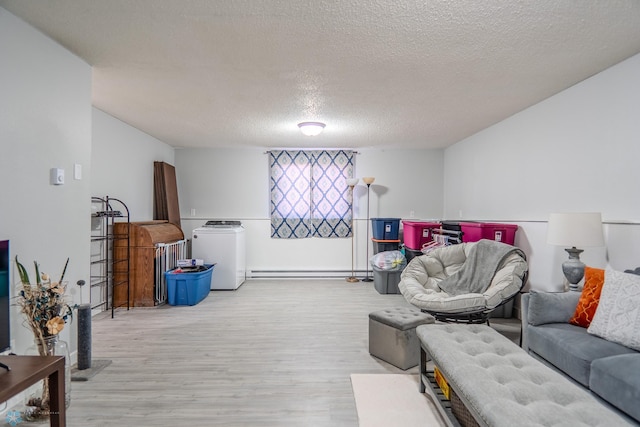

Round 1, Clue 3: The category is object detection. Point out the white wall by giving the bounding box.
[0,8,92,356]
[444,53,640,290]
[91,108,175,221]
[6,0,636,327]
[176,148,444,273]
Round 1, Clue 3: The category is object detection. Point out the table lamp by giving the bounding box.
[546,212,605,291]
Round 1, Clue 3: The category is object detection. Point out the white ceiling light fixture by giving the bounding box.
[298,121,326,136]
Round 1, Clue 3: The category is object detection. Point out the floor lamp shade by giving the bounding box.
[547,212,605,290]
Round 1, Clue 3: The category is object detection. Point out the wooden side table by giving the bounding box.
[0,355,66,427]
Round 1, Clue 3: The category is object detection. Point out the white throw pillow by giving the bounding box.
[587,267,640,351]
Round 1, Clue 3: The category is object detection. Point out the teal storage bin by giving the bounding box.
[165,264,214,306]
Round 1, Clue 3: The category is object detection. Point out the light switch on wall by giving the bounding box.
[74,163,82,180]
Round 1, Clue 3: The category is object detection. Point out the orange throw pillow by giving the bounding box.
[569,266,605,328]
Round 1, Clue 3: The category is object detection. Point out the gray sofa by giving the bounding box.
[521,291,640,424]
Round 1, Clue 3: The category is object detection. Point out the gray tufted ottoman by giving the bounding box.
[416,324,631,427]
[368,307,434,370]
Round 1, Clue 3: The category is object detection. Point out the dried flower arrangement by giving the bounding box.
[15,256,75,413]
[15,256,74,342]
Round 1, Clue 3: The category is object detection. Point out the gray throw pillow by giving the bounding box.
[527,290,580,326]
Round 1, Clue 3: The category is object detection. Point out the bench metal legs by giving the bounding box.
[418,344,459,427]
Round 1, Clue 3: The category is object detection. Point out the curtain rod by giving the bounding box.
[263,149,360,154]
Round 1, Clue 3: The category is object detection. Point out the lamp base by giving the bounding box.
[361,277,373,282]
[346,276,359,283]
[563,247,585,292]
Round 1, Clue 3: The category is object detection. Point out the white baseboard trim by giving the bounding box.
[248,270,366,279]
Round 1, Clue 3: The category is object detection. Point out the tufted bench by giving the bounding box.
[416,324,631,427]
[368,307,434,370]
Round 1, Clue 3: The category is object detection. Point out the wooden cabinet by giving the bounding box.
[114,221,184,307]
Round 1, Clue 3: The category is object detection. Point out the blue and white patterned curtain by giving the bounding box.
[270,150,355,238]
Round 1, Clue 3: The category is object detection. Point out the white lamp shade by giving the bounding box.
[546,212,605,248]
[362,177,375,185]
[298,122,325,136]
[346,178,359,187]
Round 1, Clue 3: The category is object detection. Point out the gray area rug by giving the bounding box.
[350,373,447,427]
[70,359,112,382]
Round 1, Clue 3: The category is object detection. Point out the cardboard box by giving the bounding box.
[177,258,204,267]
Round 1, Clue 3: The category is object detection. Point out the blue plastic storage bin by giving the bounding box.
[165,264,214,306]
[371,218,401,240]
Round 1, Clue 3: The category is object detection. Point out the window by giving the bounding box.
[269,150,355,238]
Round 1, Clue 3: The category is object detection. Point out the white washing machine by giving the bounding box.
[192,221,246,290]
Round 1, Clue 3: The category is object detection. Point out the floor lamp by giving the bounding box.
[346,178,359,283]
[361,177,375,282]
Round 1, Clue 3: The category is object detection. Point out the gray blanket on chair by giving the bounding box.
[438,240,525,296]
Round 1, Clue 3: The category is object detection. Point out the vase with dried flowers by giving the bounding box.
[15,256,74,419]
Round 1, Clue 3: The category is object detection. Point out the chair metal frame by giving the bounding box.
[421,270,529,325]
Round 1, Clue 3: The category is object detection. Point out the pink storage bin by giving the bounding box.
[402,221,441,250]
[459,222,518,245]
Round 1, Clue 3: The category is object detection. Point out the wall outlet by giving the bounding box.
[190,208,196,216]
[409,210,415,218]
[458,210,463,218]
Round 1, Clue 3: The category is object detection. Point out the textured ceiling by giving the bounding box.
[2,0,640,149]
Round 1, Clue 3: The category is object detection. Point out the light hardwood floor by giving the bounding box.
[65,279,519,427]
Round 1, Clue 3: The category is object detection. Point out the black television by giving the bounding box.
[0,240,10,353]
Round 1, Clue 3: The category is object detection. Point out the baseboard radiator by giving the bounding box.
[248,269,367,279]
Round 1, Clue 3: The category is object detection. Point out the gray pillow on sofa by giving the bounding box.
[528,290,580,326]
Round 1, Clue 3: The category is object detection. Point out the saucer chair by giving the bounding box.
[398,239,528,324]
